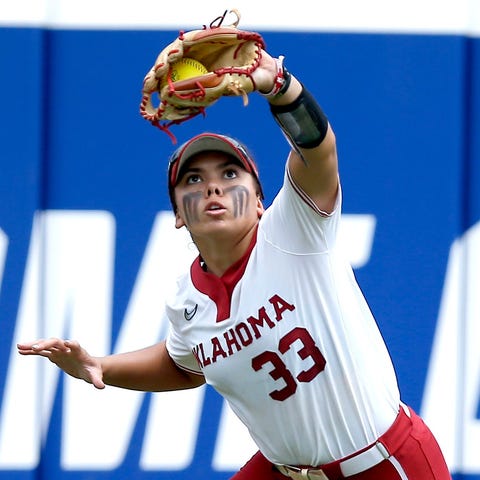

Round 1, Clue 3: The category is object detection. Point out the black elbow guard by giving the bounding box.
[270,85,329,150]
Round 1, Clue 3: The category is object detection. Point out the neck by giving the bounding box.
[194,223,258,277]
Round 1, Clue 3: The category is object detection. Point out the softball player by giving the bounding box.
[18,48,451,479]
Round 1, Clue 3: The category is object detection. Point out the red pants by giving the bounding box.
[230,407,451,480]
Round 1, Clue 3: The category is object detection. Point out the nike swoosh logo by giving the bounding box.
[184,304,198,321]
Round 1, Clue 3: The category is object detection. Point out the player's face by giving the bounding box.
[173,152,264,240]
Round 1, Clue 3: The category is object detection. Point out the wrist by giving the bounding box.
[268,75,302,106]
[259,56,290,98]
[260,56,302,106]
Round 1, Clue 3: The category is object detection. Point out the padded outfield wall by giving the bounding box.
[0,1,479,478]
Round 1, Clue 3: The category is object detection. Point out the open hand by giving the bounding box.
[17,338,105,389]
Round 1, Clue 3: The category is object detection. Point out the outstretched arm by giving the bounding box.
[100,341,205,391]
[253,51,339,214]
[18,339,205,392]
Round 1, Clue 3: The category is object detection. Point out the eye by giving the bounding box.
[224,168,238,179]
[186,173,202,184]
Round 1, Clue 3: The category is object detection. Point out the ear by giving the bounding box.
[256,195,265,218]
[175,211,186,229]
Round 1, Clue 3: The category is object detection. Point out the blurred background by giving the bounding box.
[0,1,479,479]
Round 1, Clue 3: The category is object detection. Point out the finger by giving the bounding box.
[17,339,45,351]
[33,338,71,353]
[17,348,54,358]
[17,338,71,356]
[17,342,47,355]
[64,340,81,353]
[91,375,106,390]
[17,348,42,356]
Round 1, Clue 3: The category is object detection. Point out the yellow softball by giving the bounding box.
[161,58,208,88]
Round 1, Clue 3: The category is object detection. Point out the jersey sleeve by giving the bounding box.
[165,323,203,375]
[259,167,342,254]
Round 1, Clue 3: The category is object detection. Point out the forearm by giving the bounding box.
[270,78,332,158]
[99,341,205,392]
[258,53,338,211]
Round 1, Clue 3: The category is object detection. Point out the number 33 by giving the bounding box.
[251,327,326,401]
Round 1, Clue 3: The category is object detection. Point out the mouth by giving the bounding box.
[205,202,227,215]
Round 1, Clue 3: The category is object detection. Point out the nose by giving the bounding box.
[205,181,223,197]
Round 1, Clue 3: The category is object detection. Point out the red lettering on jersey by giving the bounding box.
[235,322,254,346]
[192,345,202,368]
[269,294,296,320]
[224,328,242,355]
[211,337,228,363]
[246,306,276,338]
[191,296,297,370]
[192,342,211,368]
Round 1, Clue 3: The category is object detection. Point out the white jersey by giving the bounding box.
[166,169,400,466]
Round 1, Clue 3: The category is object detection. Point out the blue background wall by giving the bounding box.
[0,11,479,480]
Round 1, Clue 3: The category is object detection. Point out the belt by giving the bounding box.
[276,404,413,480]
